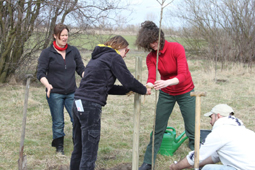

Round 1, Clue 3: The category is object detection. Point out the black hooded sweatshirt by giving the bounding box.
[75,45,147,106]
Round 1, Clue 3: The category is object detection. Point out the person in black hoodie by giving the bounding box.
[37,23,85,155]
[70,35,149,170]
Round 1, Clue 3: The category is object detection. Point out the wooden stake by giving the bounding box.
[18,74,33,170]
[132,56,142,170]
[190,92,206,170]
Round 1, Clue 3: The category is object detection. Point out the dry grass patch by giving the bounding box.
[0,53,255,169]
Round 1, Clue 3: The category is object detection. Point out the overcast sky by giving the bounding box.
[126,0,179,26]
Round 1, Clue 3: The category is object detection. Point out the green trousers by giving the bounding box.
[143,89,195,165]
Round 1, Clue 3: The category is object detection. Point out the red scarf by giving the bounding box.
[53,41,68,51]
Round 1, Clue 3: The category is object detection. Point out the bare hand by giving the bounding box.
[146,88,152,95]
[146,82,154,89]
[169,163,177,170]
[154,80,169,90]
[46,84,53,98]
[126,91,134,96]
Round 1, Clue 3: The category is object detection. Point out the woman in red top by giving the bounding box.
[136,21,195,170]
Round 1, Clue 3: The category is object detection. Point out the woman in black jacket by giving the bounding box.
[37,23,85,154]
[70,35,149,170]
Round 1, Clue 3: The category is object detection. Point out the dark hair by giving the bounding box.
[135,21,165,51]
[53,23,69,40]
[230,112,234,116]
[104,35,129,50]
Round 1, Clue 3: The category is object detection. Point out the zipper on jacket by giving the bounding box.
[64,57,67,94]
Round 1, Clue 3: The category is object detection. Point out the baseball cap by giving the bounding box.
[204,104,234,117]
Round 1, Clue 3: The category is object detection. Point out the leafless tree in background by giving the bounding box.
[167,0,255,72]
[0,0,129,83]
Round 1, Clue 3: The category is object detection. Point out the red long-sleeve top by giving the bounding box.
[146,40,194,96]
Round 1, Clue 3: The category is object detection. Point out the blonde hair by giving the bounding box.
[104,35,129,50]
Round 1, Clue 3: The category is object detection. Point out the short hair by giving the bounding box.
[135,21,165,51]
[104,35,129,50]
[53,23,69,40]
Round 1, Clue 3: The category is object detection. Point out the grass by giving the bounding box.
[1,49,255,170]
[67,34,188,51]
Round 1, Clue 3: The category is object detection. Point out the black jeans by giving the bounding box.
[70,100,102,170]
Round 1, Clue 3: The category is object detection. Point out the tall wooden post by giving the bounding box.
[18,74,33,170]
[190,92,206,170]
[132,56,142,170]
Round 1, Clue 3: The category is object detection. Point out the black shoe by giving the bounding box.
[56,146,64,155]
[139,163,152,170]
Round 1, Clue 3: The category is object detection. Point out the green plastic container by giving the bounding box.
[158,127,188,156]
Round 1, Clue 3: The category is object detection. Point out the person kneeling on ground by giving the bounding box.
[169,104,255,170]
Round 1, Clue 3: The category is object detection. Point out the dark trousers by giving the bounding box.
[70,100,102,170]
[143,89,195,165]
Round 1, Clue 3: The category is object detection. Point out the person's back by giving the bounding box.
[170,104,255,170]
[75,45,146,106]
[70,36,148,170]
[75,46,118,105]
[203,116,255,169]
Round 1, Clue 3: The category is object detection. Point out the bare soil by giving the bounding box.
[49,163,132,170]
[99,163,132,170]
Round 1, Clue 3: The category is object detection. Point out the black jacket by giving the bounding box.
[37,44,85,94]
[75,45,147,106]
